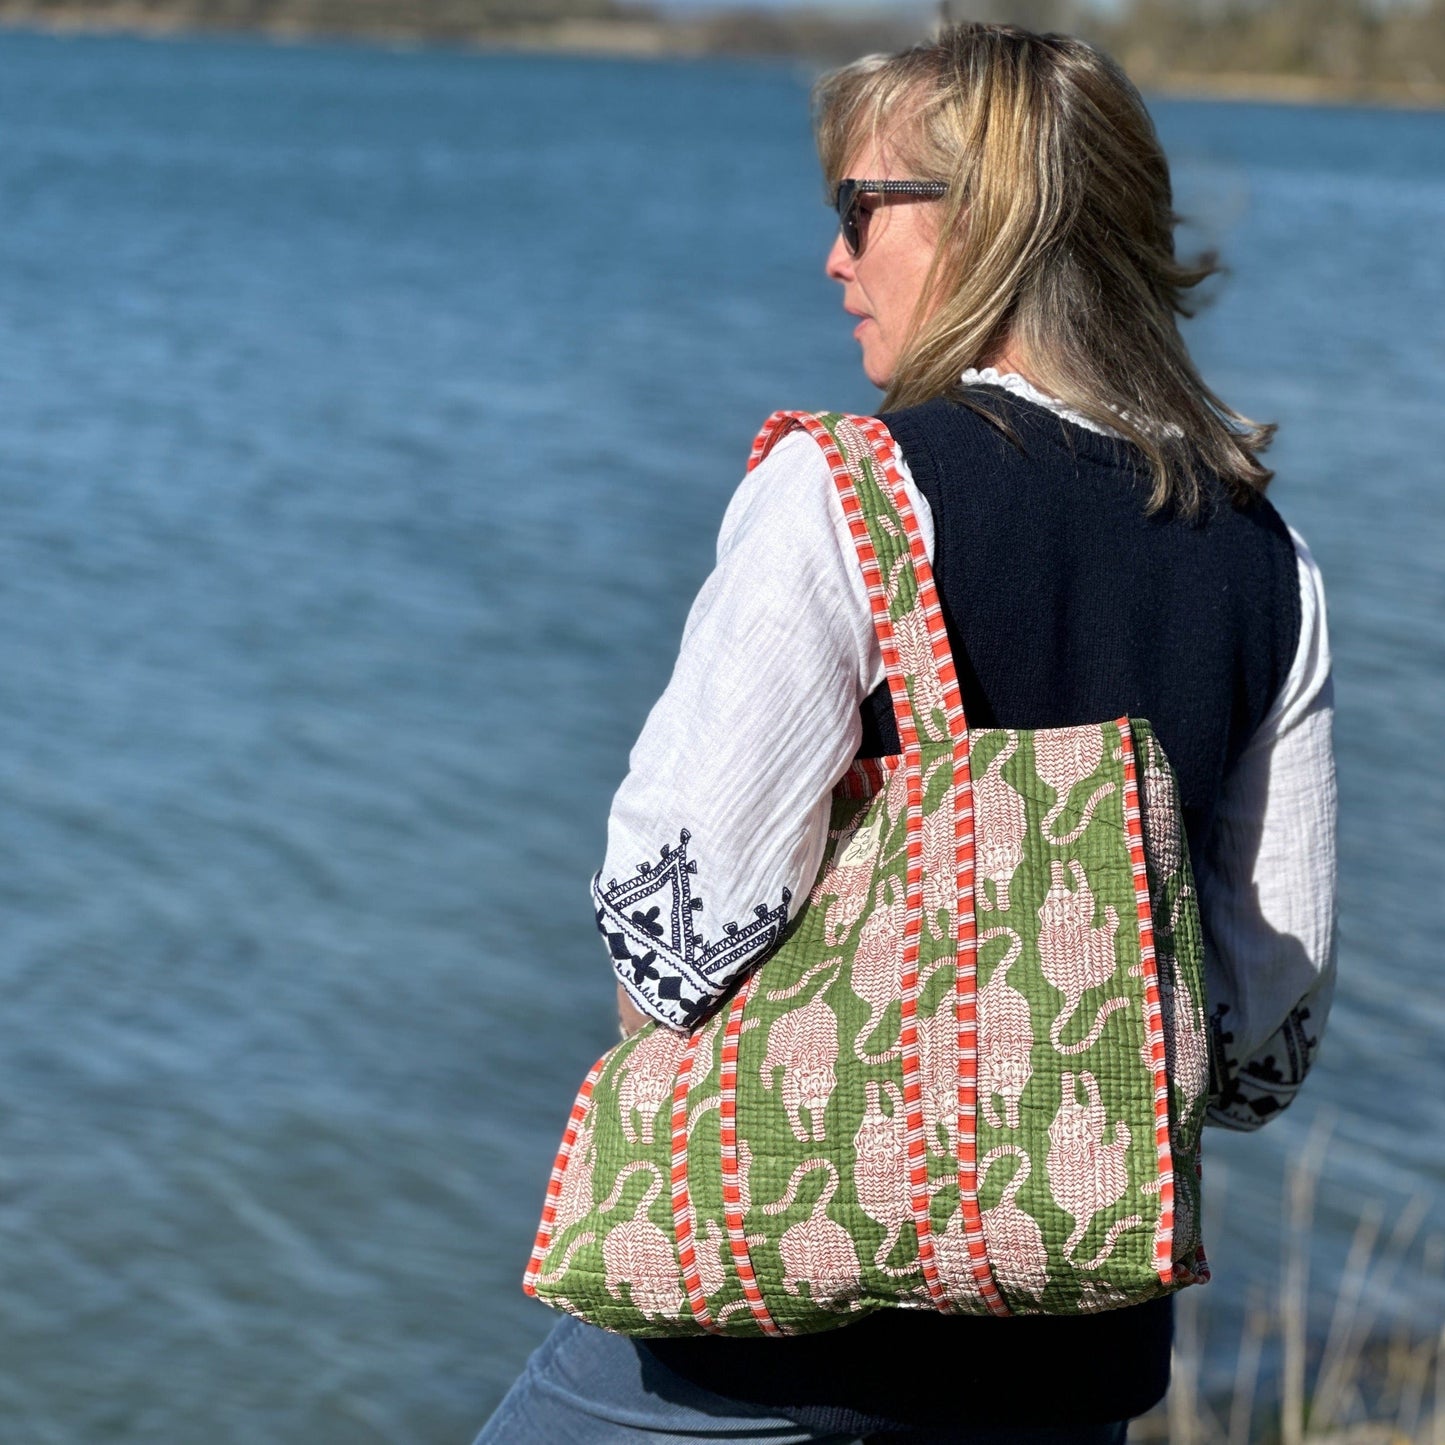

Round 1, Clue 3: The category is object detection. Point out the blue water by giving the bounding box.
[0,29,1441,1441]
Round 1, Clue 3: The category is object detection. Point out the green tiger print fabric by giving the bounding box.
[523,412,1209,1336]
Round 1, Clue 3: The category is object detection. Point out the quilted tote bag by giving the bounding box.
[523,411,1211,1335]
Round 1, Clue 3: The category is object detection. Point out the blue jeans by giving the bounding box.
[473,1315,1131,1444]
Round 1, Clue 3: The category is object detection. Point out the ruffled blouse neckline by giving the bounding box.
[958,367,1126,441]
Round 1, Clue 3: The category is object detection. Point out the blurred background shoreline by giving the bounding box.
[2,0,1443,109]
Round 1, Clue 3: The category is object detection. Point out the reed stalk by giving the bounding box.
[1133,1111,1443,1444]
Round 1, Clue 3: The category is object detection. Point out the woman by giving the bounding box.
[477,21,1336,1444]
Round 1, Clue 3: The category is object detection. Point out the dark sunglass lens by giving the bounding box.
[836,181,861,255]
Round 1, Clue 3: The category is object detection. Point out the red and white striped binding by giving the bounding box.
[718,976,782,1334]
[523,1059,604,1297]
[1118,721,1180,1286]
[671,1027,722,1330]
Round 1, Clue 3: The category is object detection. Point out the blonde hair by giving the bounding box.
[813,22,1274,516]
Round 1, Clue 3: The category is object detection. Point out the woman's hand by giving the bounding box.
[616,983,651,1039]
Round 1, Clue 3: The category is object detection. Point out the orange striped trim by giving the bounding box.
[854,415,1009,1319]
[837,754,900,799]
[718,975,781,1334]
[522,1057,605,1296]
[671,1029,721,1331]
[1118,719,1177,1285]
[754,410,951,1312]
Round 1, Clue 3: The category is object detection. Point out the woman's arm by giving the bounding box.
[1198,526,1338,1129]
[596,429,933,1032]
[617,982,651,1039]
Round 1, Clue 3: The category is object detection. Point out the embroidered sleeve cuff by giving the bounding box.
[591,830,791,1032]
[1205,968,1336,1131]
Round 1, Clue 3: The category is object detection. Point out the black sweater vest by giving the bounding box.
[866,392,1301,873]
[643,389,1302,1434]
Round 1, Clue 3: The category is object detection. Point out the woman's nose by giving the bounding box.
[825,231,854,282]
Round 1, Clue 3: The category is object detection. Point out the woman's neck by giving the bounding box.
[981,344,1035,385]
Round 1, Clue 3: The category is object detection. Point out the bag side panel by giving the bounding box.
[1132,718,1210,1282]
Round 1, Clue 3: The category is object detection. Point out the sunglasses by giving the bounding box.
[833,178,948,257]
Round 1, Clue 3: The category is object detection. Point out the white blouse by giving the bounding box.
[592,378,1337,1126]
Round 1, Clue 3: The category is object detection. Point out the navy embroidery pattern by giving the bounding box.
[1206,1000,1320,1131]
[593,829,792,1031]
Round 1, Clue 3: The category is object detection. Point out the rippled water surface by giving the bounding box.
[0,30,1441,1441]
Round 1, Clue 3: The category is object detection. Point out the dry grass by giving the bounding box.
[1131,1114,1445,1445]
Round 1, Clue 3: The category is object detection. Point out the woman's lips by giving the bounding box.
[852,316,872,339]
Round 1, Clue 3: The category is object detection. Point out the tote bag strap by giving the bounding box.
[749,411,1007,1318]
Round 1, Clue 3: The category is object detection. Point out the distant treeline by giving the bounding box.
[693,0,1445,100]
[1,0,1441,103]
[0,0,636,41]
[1063,0,1445,100]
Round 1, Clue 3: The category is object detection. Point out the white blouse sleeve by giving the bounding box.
[1198,525,1339,1129]
[593,430,934,1030]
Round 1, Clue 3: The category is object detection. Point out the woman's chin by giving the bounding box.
[849,333,895,390]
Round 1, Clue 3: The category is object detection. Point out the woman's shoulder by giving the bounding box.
[718,425,842,559]
[879,384,1146,485]
[880,383,1299,548]
[732,410,937,570]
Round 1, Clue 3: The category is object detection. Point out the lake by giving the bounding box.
[0,27,1441,1442]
